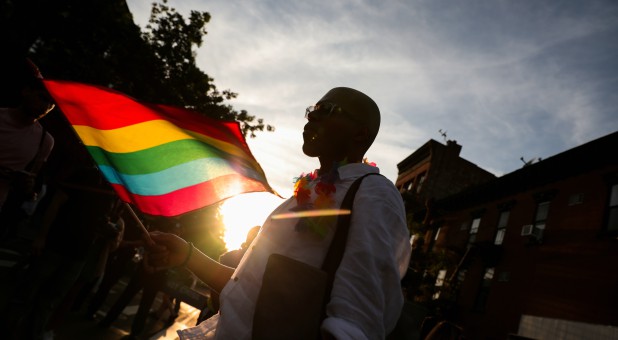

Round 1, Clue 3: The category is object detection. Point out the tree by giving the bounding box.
[141,0,274,137]
[402,210,460,319]
[1,0,268,257]
[1,0,273,138]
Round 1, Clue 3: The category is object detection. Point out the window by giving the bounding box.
[494,229,505,245]
[534,201,550,231]
[416,173,426,193]
[607,184,618,232]
[473,267,494,312]
[435,269,447,287]
[457,269,467,282]
[498,271,510,282]
[568,193,584,206]
[525,201,550,242]
[433,269,447,300]
[494,211,510,245]
[468,217,481,244]
[484,267,495,280]
[406,180,414,191]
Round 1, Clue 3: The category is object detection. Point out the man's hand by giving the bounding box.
[146,231,191,269]
[147,232,235,294]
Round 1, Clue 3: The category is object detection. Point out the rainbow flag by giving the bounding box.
[43,80,274,216]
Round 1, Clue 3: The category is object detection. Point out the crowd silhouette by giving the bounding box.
[0,155,224,340]
[0,58,221,340]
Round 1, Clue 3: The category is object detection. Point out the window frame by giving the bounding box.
[605,183,618,234]
[494,210,510,245]
[416,172,427,193]
[472,267,495,313]
[468,217,481,244]
[534,201,550,231]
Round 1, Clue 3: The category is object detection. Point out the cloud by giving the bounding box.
[127,0,618,183]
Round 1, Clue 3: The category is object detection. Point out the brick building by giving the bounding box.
[396,139,496,200]
[418,131,618,339]
[395,139,495,238]
[394,138,497,338]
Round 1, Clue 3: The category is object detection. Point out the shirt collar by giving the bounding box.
[336,162,380,180]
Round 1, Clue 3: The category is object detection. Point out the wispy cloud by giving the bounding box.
[128,0,618,191]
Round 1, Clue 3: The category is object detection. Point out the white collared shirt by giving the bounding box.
[179,163,411,340]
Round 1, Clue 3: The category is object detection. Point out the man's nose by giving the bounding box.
[306,109,322,121]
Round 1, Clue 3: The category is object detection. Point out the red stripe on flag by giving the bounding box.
[112,174,271,216]
[43,80,247,148]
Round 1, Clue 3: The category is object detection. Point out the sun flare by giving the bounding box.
[219,192,284,251]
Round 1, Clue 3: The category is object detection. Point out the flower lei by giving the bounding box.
[293,158,376,209]
[292,159,376,236]
[293,170,336,210]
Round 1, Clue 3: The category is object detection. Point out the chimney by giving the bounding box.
[446,140,462,157]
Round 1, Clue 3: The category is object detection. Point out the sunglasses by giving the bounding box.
[304,102,346,119]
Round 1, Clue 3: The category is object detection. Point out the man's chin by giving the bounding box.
[301,144,319,157]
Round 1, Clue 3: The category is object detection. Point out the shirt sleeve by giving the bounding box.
[321,175,411,339]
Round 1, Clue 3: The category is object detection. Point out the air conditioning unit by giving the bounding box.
[521,224,534,236]
[521,224,544,241]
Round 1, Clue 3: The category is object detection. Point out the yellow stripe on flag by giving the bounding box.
[73,120,258,166]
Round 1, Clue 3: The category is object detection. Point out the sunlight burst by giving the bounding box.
[219,192,284,250]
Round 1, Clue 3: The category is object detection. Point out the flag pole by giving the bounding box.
[124,202,154,245]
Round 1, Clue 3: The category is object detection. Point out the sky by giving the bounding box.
[127,0,618,199]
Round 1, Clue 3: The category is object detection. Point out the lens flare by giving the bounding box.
[271,209,351,219]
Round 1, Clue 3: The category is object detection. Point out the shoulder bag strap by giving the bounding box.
[321,172,382,302]
[24,126,47,172]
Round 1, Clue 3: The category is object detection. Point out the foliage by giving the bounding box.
[1,0,273,138]
[404,211,459,317]
[179,205,227,260]
[141,0,274,137]
[0,0,269,253]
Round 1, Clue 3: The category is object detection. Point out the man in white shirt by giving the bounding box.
[150,87,411,339]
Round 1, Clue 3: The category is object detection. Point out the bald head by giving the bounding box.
[318,87,381,150]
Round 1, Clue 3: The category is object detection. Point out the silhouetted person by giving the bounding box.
[84,209,144,319]
[99,218,180,339]
[47,199,125,330]
[0,58,54,241]
[0,164,117,340]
